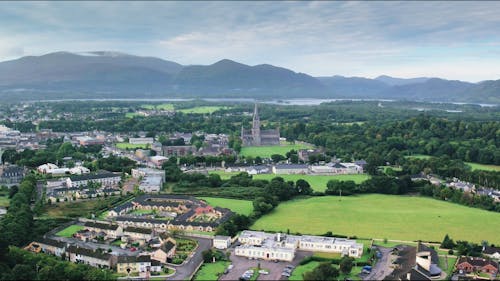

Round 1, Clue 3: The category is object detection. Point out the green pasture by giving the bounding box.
[239,143,313,158]
[141,103,175,110]
[198,197,253,216]
[465,162,500,172]
[251,194,500,244]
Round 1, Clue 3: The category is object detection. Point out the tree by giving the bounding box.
[296,179,313,195]
[339,256,354,275]
[441,234,455,249]
[303,262,339,281]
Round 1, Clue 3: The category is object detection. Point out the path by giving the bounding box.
[166,237,212,280]
[363,246,393,281]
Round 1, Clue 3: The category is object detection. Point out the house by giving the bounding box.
[483,246,500,260]
[117,255,158,274]
[298,149,325,162]
[213,236,232,249]
[25,238,66,257]
[66,246,117,269]
[385,243,442,281]
[37,163,59,174]
[150,155,168,167]
[84,221,123,239]
[151,240,176,264]
[76,136,105,146]
[272,164,309,175]
[456,256,498,277]
[68,171,121,188]
[245,165,270,175]
[161,145,196,157]
[123,226,154,241]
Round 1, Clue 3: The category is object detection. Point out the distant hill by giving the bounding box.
[0,51,498,103]
[375,75,430,86]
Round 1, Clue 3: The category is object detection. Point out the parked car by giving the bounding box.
[259,270,269,275]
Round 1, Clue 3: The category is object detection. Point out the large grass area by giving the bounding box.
[141,103,175,110]
[251,194,500,244]
[116,142,150,149]
[290,262,361,281]
[198,197,253,216]
[178,106,227,114]
[239,143,313,158]
[193,261,229,281]
[41,197,119,219]
[56,225,84,237]
[210,171,370,192]
[465,162,500,172]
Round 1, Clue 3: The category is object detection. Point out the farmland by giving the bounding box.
[198,197,253,216]
[209,171,370,192]
[239,143,313,158]
[251,194,500,244]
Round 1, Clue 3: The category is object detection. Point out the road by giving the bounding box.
[364,246,393,281]
[166,237,212,281]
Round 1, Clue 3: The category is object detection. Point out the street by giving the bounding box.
[166,237,212,281]
[363,246,393,280]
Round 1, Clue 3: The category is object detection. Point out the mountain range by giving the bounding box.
[0,51,498,103]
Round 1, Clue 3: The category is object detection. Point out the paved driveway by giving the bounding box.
[363,246,393,280]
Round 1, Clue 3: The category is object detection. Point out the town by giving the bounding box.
[0,99,499,281]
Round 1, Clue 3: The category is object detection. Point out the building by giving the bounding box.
[241,104,280,146]
[25,237,66,257]
[123,226,154,241]
[213,236,232,249]
[68,171,121,188]
[84,221,123,239]
[0,164,25,185]
[76,136,105,146]
[117,255,159,274]
[483,246,500,260]
[272,164,309,175]
[298,149,326,162]
[385,243,442,281]
[66,246,117,269]
[456,257,498,277]
[132,168,165,193]
[235,231,363,262]
[162,145,196,157]
[151,240,176,264]
[150,155,168,167]
[129,138,154,145]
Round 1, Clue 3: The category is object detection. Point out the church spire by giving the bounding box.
[252,103,261,146]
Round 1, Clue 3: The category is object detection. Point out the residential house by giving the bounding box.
[161,145,196,157]
[456,257,498,277]
[84,221,123,239]
[483,246,500,260]
[25,237,66,257]
[151,240,176,264]
[123,226,154,241]
[66,246,117,269]
[117,255,158,274]
[68,171,121,188]
[0,164,25,185]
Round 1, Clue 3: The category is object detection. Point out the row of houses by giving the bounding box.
[235,230,363,262]
[224,161,365,175]
[131,168,165,193]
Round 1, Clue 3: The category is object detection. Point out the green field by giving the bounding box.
[116,142,150,149]
[198,197,253,216]
[239,143,313,158]
[406,154,432,160]
[56,225,85,237]
[465,162,500,172]
[178,106,227,114]
[125,112,143,118]
[210,171,370,192]
[194,261,229,281]
[141,103,175,110]
[251,194,500,244]
[290,262,361,281]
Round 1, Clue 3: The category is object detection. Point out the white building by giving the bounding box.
[272,164,309,175]
[213,236,232,249]
[235,231,363,261]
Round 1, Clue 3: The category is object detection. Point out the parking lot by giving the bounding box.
[219,250,311,281]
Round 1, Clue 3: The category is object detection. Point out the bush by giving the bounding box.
[448,249,454,255]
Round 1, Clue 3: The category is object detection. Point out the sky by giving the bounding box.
[1,1,500,82]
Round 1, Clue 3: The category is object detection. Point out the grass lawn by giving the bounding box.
[0,195,9,207]
[41,197,119,218]
[239,143,313,158]
[56,225,84,237]
[128,209,155,215]
[178,106,227,114]
[198,197,253,216]
[141,103,175,110]
[372,240,417,248]
[116,142,150,149]
[194,261,229,281]
[465,162,500,172]
[209,171,370,192]
[438,255,457,276]
[251,194,500,244]
[289,261,320,280]
[125,112,143,118]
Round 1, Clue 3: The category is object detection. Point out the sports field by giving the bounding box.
[56,225,85,237]
[465,162,500,172]
[209,171,370,192]
[240,143,314,158]
[178,106,227,114]
[116,142,150,149]
[251,194,500,244]
[198,197,253,216]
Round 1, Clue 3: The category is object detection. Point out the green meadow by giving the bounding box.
[116,142,150,149]
[198,197,254,216]
[141,103,175,110]
[209,171,370,192]
[465,162,500,172]
[178,106,227,114]
[239,143,314,158]
[251,194,500,244]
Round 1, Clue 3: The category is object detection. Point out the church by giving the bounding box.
[241,104,280,146]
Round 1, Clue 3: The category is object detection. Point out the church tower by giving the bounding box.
[251,103,261,146]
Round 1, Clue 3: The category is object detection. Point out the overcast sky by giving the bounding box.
[1,1,500,82]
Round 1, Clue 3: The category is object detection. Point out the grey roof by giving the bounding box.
[70,171,119,182]
[274,164,308,169]
[67,246,111,260]
[84,221,120,231]
[35,237,66,249]
[483,246,500,255]
[124,226,153,235]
